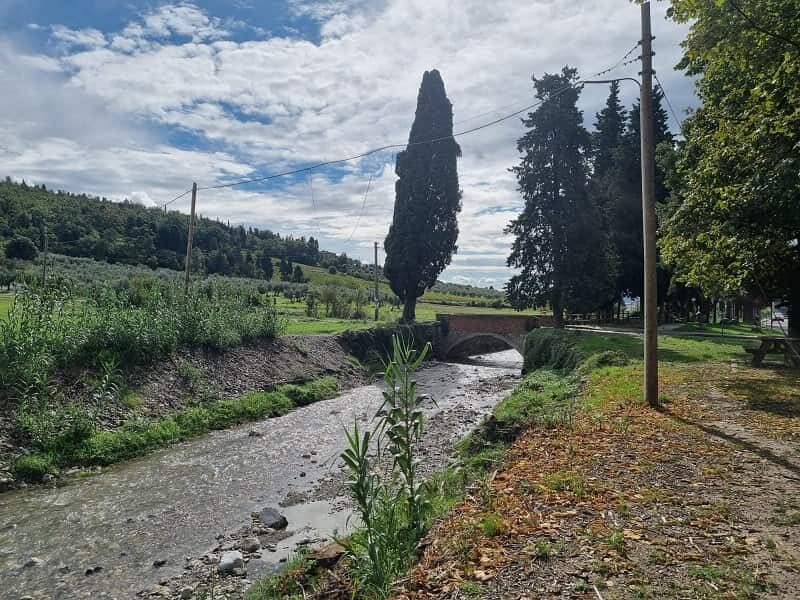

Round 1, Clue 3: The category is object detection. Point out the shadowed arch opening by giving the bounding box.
[443,332,523,359]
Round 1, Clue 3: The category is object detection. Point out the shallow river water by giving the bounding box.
[0,350,521,599]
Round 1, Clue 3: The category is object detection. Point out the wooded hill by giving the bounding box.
[0,177,361,278]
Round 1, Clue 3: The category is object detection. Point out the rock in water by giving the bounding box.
[257,507,288,530]
[218,551,244,575]
[237,537,261,553]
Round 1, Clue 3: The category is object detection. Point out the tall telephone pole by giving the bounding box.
[41,221,48,287]
[640,1,659,407]
[374,241,380,321]
[184,182,198,295]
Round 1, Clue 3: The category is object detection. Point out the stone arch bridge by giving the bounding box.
[436,313,546,359]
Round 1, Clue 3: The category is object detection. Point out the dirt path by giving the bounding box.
[397,362,800,599]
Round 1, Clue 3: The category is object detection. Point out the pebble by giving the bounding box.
[23,557,44,568]
[179,586,194,599]
[217,551,244,575]
[237,537,260,553]
[85,565,103,576]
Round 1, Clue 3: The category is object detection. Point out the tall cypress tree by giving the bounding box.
[384,69,462,322]
[506,67,616,327]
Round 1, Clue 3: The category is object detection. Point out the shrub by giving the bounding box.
[12,453,56,481]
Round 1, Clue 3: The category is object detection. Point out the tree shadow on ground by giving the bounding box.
[662,408,800,481]
[724,370,800,419]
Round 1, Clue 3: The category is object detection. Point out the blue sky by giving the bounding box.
[0,0,695,288]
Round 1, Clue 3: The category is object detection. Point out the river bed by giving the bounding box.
[0,350,521,599]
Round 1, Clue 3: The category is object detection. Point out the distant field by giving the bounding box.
[0,293,12,319]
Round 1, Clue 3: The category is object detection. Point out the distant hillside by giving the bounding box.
[0,178,502,298]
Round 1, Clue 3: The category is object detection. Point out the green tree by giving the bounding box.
[661,0,800,335]
[506,67,616,327]
[279,256,293,281]
[605,87,672,303]
[257,250,274,281]
[5,235,38,261]
[592,81,627,182]
[292,264,305,283]
[384,69,462,322]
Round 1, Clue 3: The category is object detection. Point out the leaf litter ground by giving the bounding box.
[396,358,800,599]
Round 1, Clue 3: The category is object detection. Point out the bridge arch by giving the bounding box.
[442,331,523,358]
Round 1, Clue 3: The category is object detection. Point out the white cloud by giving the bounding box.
[50,25,107,49]
[5,0,695,288]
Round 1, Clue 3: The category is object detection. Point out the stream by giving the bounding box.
[0,350,521,599]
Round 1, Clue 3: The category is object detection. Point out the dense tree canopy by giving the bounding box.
[660,0,800,334]
[506,67,616,327]
[0,178,381,282]
[384,69,462,322]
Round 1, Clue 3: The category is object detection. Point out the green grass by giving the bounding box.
[12,377,338,480]
[674,322,779,337]
[245,550,315,600]
[0,292,12,320]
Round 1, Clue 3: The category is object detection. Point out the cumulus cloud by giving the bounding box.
[50,25,107,49]
[5,0,695,288]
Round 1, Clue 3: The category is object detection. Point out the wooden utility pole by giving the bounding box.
[41,222,48,287]
[184,182,197,294]
[640,1,659,407]
[374,241,380,321]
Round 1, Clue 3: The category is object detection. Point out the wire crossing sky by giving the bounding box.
[0,0,695,288]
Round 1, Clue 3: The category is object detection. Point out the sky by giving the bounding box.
[0,0,696,289]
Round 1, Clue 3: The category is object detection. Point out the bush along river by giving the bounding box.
[0,350,521,599]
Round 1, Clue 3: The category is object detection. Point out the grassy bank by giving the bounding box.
[12,377,338,482]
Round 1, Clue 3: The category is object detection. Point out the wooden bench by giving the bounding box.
[744,336,800,367]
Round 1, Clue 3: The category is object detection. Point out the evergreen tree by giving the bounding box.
[384,69,462,322]
[292,264,305,283]
[257,250,274,281]
[592,81,627,182]
[506,67,616,327]
[606,87,673,302]
[279,256,293,281]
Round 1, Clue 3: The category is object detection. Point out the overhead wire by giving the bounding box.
[160,41,645,210]
[454,42,641,127]
[653,72,685,136]
[345,174,373,243]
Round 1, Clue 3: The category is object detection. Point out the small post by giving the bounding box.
[640,1,659,407]
[184,182,197,295]
[374,241,380,321]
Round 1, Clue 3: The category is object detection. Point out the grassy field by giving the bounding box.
[0,293,12,319]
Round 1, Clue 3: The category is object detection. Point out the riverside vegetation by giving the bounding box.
[246,329,797,599]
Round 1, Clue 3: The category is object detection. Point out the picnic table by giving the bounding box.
[744,336,800,367]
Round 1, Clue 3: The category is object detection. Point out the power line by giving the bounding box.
[160,44,646,204]
[454,42,640,126]
[728,0,800,51]
[346,174,373,243]
[162,187,193,209]
[654,72,684,136]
